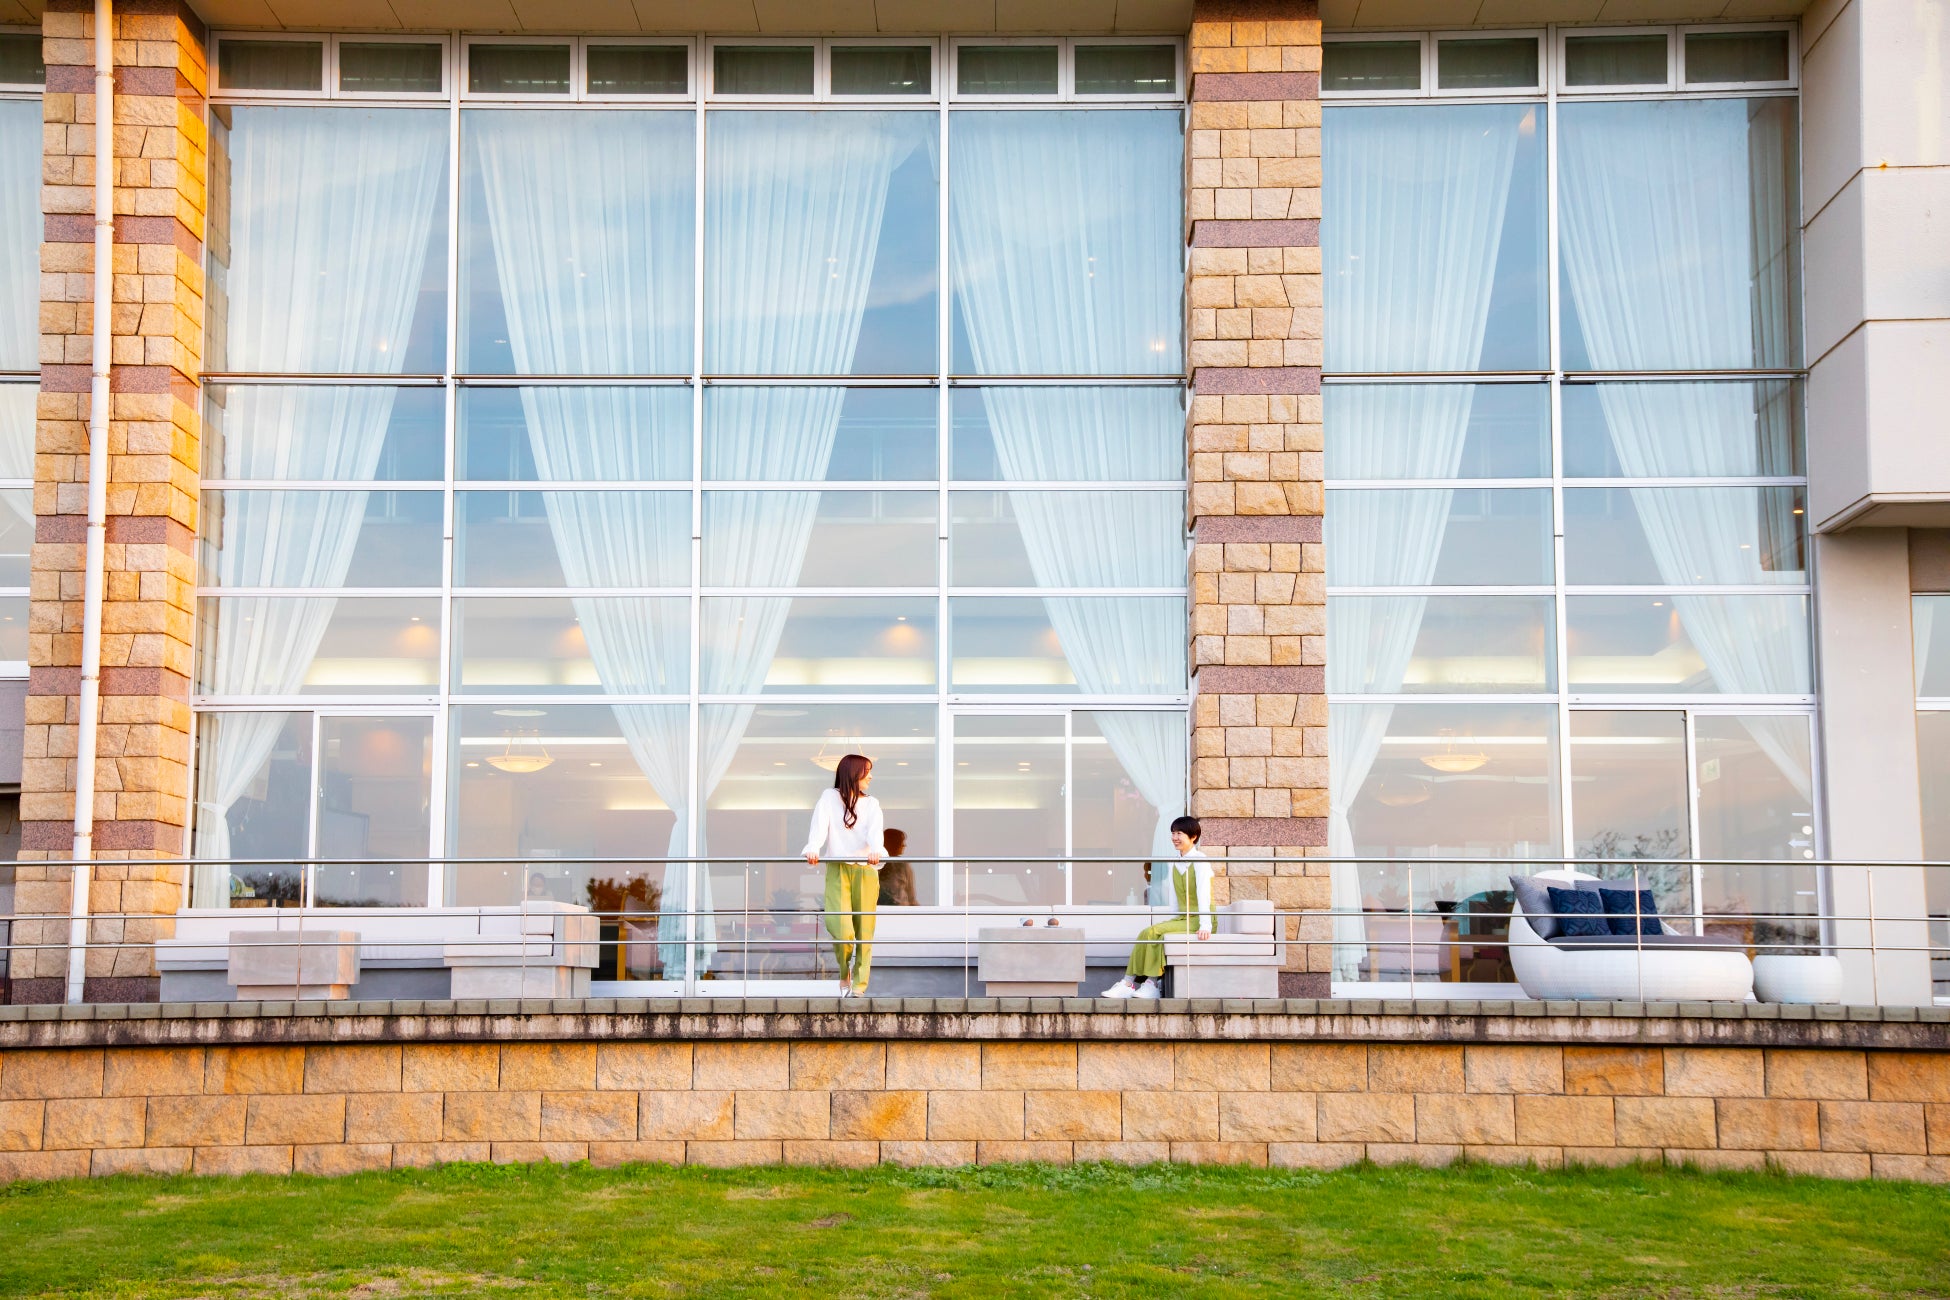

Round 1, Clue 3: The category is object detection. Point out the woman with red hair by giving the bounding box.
[802,753,886,997]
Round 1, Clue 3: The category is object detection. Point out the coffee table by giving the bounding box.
[976,926,1086,996]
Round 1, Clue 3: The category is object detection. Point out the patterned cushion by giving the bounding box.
[1598,887,1666,937]
[1546,886,1611,938]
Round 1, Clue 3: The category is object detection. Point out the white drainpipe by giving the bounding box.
[65,0,113,1004]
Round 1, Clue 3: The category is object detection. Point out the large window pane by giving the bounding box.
[202,490,443,588]
[1915,596,1950,696]
[1570,709,1693,865]
[952,387,1183,481]
[1921,712,1950,857]
[196,597,441,696]
[459,386,691,481]
[1563,380,1803,477]
[954,714,1065,907]
[314,715,433,906]
[1072,709,1187,907]
[192,711,311,905]
[1567,594,1812,694]
[0,101,37,371]
[207,107,448,374]
[0,490,27,587]
[951,110,1181,375]
[447,703,686,922]
[705,387,936,481]
[1325,383,1550,481]
[707,111,938,375]
[1337,701,1559,986]
[704,597,936,693]
[1559,98,1799,371]
[1327,488,1552,586]
[453,596,688,695]
[1696,713,1819,949]
[461,111,693,374]
[1324,103,1547,371]
[705,491,936,587]
[950,596,1186,694]
[0,385,31,481]
[0,593,24,660]
[1564,487,1806,586]
[951,490,1184,587]
[204,386,446,482]
[456,491,689,588]
[1328,595,1555,693]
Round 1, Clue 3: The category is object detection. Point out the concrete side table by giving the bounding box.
[1752,953,1844,1005]
[227,930,361,1000]
[977,927,1086,996]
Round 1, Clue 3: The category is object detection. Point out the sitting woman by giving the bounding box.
[1102,816,1213,1000]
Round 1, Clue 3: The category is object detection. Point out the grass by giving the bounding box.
[0,1160,1946,1298]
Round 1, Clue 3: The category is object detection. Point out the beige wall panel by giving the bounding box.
[996,0,1115,31]
[635,0,759,32]
[874,0,996,33]
[386,0,521,31]
[754,0,878,33]
[513,0,641,32]
[265,0,401,27]
[1113,0,1192,33]
[1477,0,1604,22]
[195,0,281,26]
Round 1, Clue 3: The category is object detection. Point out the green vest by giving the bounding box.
[1171,860,1215,930]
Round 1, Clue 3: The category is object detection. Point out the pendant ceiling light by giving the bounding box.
[486,730,553,774]
[1420,728,1489,774]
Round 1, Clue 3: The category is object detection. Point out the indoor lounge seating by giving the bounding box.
[1508,869,1754,1002]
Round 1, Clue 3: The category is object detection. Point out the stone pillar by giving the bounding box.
[12,0,206,1002]
[1184,1,1328,993]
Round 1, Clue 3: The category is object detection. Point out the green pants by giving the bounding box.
[823,862,879,989]
[1127,917,1198,979]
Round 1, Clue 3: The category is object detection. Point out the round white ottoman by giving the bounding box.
[1752,954,1843,1005]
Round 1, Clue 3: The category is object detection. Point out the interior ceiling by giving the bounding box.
[3,0,1812,34]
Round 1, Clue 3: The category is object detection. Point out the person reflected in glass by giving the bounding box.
[803,754,886,998]
[526,872,559,903]
[1102,817,1212,1000]
[878,828,917,907]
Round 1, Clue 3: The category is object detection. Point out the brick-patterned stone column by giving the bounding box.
[1184,1,1329,993]
[12,0,206,1002]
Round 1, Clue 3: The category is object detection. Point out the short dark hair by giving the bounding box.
[1170,816,1201,842]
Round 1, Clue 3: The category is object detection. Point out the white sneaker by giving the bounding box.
[838,983,853,998]
[1101,976,1140,999]
[1134,979,1163,1000]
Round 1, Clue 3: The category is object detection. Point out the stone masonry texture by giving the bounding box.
[13,0,208,1002]
[0,1004,1945,1182]
[1184,1,1328,990]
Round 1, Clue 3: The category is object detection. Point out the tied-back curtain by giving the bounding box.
[1321,105,1524,980]
[0,101,38,371]
[948,111,1180,375]
[469,111,701,970]
[1560,101,1810,798]
[192,113,445,906]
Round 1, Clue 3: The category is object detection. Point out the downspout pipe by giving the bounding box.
[66,0,113,1004]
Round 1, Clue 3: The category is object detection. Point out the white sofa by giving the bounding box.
[1509,869,1753,1002]
[1165,900,1283,998]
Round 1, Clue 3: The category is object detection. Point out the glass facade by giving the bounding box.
[0,95,34,672]
[192,53,1189,951]
[1324,75,1815,984]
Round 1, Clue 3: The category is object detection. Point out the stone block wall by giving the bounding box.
[1184,0,1329,988]
[13,0,207,1001]
[2,1031,1946,1183]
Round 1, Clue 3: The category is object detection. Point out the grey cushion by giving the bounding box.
[1546,932,1747,952]
[1508,875,1562,940]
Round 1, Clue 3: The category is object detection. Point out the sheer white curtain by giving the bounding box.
[469,111,702,967]
[1560,102,1810,798]
[950,116,1187,867]
[693,115,915,973]
[191,110,446,905]
[0,101,37,371]
[0,387,32,534]
[1321,106,1524,979]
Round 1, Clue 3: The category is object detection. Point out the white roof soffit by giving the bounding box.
[1319,0,1811,28]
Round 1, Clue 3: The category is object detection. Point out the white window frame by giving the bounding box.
[1067,36,1185,105]
[0,24,42,92]
[1319,31,1428,100]
[211,31,333,101]
[1555,26,1677,94]
[1677,22,1799,92]
[578,37,696,103]
[331,33,451,102]
[1429,29,1545,99]
[704,36,825,102]
[823,37,941,104]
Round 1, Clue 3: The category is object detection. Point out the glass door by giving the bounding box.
[311,713,436,907]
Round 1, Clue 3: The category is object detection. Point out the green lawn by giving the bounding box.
[1,1160,1946,1298]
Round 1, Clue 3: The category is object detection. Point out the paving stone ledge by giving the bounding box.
[1,999,1945,1052]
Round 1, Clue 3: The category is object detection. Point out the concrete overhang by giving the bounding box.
[1,0,1815,35]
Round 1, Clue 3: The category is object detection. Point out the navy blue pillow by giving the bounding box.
[1545,886,1610,938]
[1598,887,1665,937]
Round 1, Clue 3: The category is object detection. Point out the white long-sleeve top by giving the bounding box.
[801,787,887,862]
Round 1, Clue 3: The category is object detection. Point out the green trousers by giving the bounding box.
[1127,917,1199,979]
[823,862,880,990]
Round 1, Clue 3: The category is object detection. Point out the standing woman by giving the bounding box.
[803,754,885,997]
